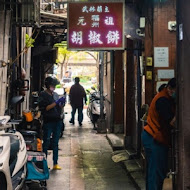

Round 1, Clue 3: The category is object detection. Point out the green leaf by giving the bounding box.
[25,34,35,48]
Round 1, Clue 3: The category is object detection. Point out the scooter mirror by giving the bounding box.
[11,96,24,105]
[91,87,96,91]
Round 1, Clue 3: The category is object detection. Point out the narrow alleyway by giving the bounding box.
[30,105,137,190]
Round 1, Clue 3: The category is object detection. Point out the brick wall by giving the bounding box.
[154,1,176,69]
[145,0,176,104]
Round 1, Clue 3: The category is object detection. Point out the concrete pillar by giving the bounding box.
[0,11,11,115]
[113,50,124,133]
[21,27,32,112]
[124,39,136,147]
[176,0,190,189]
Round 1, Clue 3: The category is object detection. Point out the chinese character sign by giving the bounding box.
[68,2,124,50]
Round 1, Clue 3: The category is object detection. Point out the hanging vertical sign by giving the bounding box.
[68,2,124,50]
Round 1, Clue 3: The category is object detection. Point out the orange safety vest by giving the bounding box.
[144,88,174,146]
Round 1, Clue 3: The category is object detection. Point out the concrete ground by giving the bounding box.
[28,105,137,190]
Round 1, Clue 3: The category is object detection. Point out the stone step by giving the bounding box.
[106,134,124,150]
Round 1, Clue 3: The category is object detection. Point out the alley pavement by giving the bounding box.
[29,105,137,190]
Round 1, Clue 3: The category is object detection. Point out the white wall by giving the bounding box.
[0,11,11,115]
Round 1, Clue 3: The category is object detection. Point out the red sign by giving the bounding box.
[68,2,124,50]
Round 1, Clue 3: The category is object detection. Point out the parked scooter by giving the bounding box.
[0,113,27,190]
[18,109,42,151]
[87,87,106,129]
[18,114,42,151]
[17,92,42,151]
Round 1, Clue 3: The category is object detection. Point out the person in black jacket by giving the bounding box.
[39,76,65,170]
[69,77,87,126]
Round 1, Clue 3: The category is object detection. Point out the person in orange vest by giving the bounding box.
[142,78,176,190]
[158,83,167,93]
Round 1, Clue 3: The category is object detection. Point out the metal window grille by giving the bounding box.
[0,0,40,26]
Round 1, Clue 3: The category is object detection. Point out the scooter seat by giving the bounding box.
[20,130,37,136]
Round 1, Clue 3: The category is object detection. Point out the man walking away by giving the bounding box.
[69,77,87,126]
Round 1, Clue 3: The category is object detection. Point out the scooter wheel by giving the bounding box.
[0,173,7,190]
[40,181,47,187]
[87,107,91,118]
[22,183,29,190]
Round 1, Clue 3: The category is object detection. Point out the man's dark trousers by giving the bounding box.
[141,130,169,190]
[70,105,83,124]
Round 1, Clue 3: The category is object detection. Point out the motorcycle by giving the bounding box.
[18,114,42,151]
[0,114,27,190]
[87,87,106,129]
[17,92,43,151]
